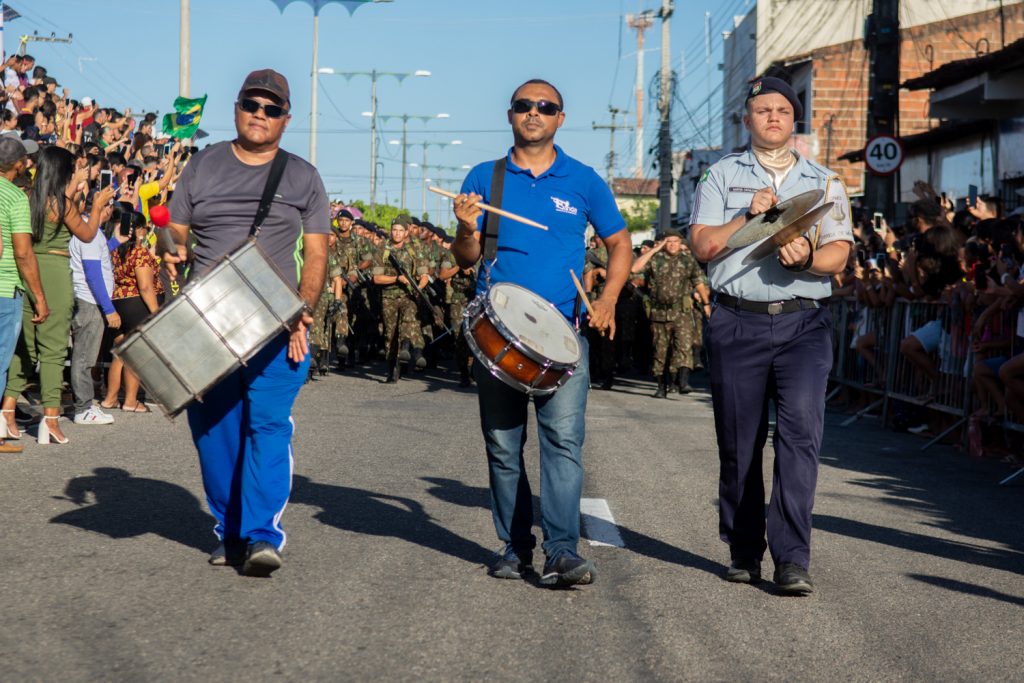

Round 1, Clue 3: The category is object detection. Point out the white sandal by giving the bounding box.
[1,409,21,440]
[38,415,69,445]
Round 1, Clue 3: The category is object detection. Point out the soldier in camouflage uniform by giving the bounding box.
[440,236,477,387]
[630,229,711,397]
[372,215,430,382]
[307,231,341,379]
[331,210,374,368]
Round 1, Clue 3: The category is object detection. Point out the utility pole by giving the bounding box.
[180,0,190,98]
[863,0,899,219]
[627,11,654,178]
[592,106,633,186]
[657,0,674,234]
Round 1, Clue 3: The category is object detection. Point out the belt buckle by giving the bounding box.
[767,301,784,315]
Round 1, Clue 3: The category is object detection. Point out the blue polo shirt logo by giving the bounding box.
[551,196,579,216]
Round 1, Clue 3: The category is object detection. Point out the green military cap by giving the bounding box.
[661,228,684,240]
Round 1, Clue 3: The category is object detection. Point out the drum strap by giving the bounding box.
[250,149,290,239]
[481,157,507,262]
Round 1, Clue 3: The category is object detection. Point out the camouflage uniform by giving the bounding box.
[331,232,373,341]
[644,249,705,375]
[310,249,339,351]
[448,264,477,380]
[372,242,427,360]
[583,244,616,387]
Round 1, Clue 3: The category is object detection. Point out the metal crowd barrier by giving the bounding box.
[827,296,1024,483]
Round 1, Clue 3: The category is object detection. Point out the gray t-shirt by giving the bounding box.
[168,141,330,289]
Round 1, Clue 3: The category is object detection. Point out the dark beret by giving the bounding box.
[337,209,354,220]
[745,76,803,120]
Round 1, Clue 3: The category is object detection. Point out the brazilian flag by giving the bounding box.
[162,95,207,139]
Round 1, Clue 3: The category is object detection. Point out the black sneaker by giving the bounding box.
[208,538,247,567]
[773,562,814,595]
[243,541,283,577]
[724,558,761,583]
[539,552,596,588]
[488,544,533,580]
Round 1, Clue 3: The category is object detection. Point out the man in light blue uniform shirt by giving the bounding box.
[451,79,632,588]
[690,77,853,595]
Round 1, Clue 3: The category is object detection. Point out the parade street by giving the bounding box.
[2,369,1021,682]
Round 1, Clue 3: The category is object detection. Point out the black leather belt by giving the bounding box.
[713,292,821,315]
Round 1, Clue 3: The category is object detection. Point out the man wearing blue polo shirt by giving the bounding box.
[451,79,632,587]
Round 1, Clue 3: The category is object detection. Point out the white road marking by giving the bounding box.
[580,497,625,548]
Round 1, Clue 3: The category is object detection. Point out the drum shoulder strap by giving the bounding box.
[250,149,290,239]
[482,157,507,262]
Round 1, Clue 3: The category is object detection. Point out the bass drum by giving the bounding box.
[463,282,581,396]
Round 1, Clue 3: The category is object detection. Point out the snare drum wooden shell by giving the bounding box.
[469,314,565,391]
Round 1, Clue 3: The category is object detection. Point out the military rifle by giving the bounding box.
[387,251,453,337]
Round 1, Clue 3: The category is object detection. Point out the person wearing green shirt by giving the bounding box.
[0,137,44,453]
[2,145,115,445]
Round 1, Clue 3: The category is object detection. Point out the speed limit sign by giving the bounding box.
[864,135,903,175]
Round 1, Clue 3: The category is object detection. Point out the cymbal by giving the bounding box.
[743,201,835,264]
[726,189,825,249]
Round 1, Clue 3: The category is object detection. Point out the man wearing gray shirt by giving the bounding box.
[164,69,330,577]
[689,77,853,595]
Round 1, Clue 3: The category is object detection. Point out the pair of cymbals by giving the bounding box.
[725,189,834,264]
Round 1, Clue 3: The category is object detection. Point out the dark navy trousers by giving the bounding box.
[708,303,832,569]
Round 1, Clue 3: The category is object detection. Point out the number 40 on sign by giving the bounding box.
[864,135,904,175]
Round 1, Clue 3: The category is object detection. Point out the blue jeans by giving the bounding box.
[186,333,310,550]
[474,337,589,559]
[0,292,24,398]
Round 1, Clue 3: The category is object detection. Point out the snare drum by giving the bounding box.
[114,238,304,417]
[463,282,582,396]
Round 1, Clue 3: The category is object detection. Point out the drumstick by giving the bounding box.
[428,186,549,231]
[569,269,595,317]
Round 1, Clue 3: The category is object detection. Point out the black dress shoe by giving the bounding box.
[773,562,814,595]
[725,559,761,583]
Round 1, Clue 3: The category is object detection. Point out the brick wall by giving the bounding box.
[809,4,1024,193]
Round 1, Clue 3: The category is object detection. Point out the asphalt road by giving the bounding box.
[1,363,1021,682]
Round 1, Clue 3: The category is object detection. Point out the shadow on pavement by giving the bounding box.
[817,413,1024,576]
[421,477,722,577]
[907,573,1024,607]
[291,474,493,566]
[50,467,214,552]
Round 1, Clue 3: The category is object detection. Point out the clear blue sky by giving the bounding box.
[13,0,752,211]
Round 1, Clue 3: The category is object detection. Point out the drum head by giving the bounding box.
[487,284,581,365]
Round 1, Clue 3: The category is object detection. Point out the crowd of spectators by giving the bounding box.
[830,181,1024,459]
[0,52,191,452]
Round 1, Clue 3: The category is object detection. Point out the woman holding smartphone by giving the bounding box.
[1,147,115,445]
[101,213,164,413]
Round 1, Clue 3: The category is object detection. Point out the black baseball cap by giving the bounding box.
[745,76,803,120]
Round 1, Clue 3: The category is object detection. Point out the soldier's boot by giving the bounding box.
[411,347,427,371]
[663,368,676,394]
[307,345,322,382]
[317,348,330,376]
[459,366,471,388]
[384,359,400,383]
[336,336,350,365]
[601,373,614,391]
[676,368,692,394]
[398,341,412,363]
[653,377,667,399]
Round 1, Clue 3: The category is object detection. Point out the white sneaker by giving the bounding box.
[74,405,115,425]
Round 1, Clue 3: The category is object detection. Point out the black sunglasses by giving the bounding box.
[511,99,561,116]
[237,98,288,119]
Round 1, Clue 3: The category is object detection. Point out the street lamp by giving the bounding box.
[381,112,450,209]
[404,139,462,214]
[267,0,394,166]
[319,67,431,208]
